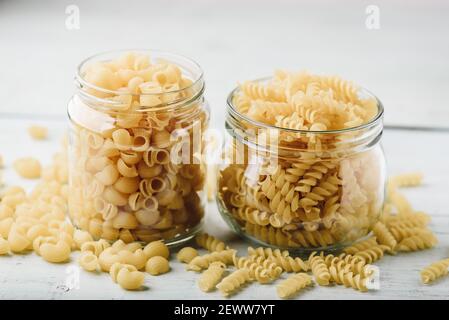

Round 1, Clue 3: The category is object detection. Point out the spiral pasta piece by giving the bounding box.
[343,236,378,255]
[396,234,438,252]
[420,258,449,284]
[216,268,251,297]
[372,222,397,252]
[195,233,227,252]
[247,246,289,259]
[267,255,309,273]
[187,249,236,272]
[308,252,331,286]
[329,266,368,292]
[198,261,227,292]
[276,273,313,299]
[354,244,389,264]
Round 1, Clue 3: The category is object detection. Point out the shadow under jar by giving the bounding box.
[67,50,209,246]
[217,82,386,253]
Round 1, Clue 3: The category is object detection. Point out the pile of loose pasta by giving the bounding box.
[0,134,447,296]
[68,52,207,244]
[218,71,384,249]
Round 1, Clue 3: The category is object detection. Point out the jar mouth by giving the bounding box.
[226,76,384,134]
[75,49,204,97]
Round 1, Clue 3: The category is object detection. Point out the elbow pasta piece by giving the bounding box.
[198,261,227,292]
[216,268,251,297]
[0,218,14,238]
[79,251,99,272]
[420,258,449,284]
[145,256,170,275]
[28,125,48,140]
[195,233,227,252]
[14,157,42,179]
[276,273,313,299]
[187,249,236,272]
[0,237,10,255]
[308,252,331,286]
[176,246,199,263]
[143,240,170,259]
[39,240,71,263]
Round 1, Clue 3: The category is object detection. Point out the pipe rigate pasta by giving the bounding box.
[276,273,313,299]
[146,256,170,275]
[216,268,251,297]
[109,262,145,290]
[198,261,227,292]
[195,233,227,252]
[39,239,71,263]
[143,240,169,259]
[79,251,99,272]
[176,247,198,263]
[28,125,48,140]
[420,259,449,284]
[13,157,42,179]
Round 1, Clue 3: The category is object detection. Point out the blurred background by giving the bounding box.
[0,0,448,130]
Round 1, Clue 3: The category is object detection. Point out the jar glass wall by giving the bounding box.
[67,50,209,245]
[217,82,386,253]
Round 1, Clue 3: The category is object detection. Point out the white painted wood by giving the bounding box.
[0,0,449,129]
[0,118,448,299]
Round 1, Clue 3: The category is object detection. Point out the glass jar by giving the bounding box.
[67,50,209,245]
[217,80,386,253]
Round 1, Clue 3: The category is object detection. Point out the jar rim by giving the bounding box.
[226,76,384,134]
[75,49,204,97]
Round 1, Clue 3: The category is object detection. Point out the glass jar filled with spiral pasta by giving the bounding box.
[67,50,209,245]
[217,71,386,252]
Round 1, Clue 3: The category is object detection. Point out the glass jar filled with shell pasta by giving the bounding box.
[67,50,209,245]
[217,72,386,252]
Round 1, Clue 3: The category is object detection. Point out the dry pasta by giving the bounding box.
[28,125,48,140]
[145,256,170,275]
[143,240,169,259]
[79,251,99,272]
[68,51,207,245]
[14,157,42,179]
[420,259,449,284]
[198,261,227,292]
[187,249,236,272]
[276,273,313,299]
[176,247,198,263]
[218,70,384,250]
[216,268,251,297]
[0,236,10,255]
[196,233,227,252]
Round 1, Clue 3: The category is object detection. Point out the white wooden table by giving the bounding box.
[0,118,448,300]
